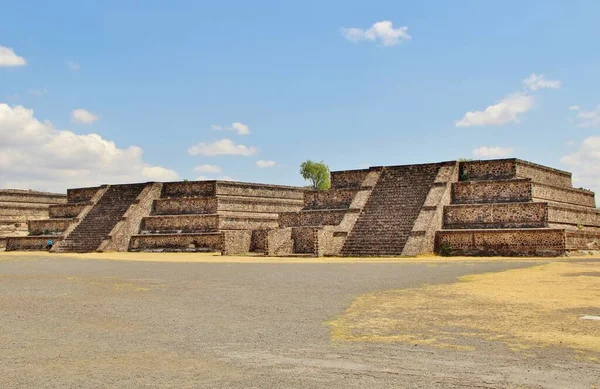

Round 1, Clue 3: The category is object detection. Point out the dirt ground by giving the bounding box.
[0,252,598,388]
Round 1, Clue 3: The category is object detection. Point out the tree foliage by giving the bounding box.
[300,160,331,190]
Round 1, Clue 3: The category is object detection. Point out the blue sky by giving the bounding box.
[1,0,599,193]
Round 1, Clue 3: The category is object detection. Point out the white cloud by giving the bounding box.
[218,176,234,181]
[472,146,514,158]
[195,176,210,181]
[71,108,99,124]
[256,160,276,168]
[569,105,580,111]
[572,105,600,128]
[67,61,80,71]
[560,136,600,194]
[211,122,250,135]
[341,21,411,46]
[0,103,179,192]
[0,46,26,67]
[193,164,222,173]
[523,73,561,91]
[188,138,257,157]
[456,93,535,127]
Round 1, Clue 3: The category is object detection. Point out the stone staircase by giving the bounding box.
[341,164,441,256]
[55,184,146,253]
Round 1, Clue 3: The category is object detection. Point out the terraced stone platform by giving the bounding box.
[436,159,600,256]
[5,158,598,257]
[130,181,305,253]
[0,189,67,248]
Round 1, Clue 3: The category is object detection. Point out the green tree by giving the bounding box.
[300,160,331,190]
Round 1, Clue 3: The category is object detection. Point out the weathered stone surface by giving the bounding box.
[452,179,532,204]
[129,233,223,252]
[279,209,349,228]
[67,187,102,203]
[436,229,565,256]
[532,183,595,207]
[331,169,372,189]
[444,202,548,229]
[6,236,63,251]
[28,219,73,235]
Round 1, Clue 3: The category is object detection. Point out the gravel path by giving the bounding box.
[0,255,597,388]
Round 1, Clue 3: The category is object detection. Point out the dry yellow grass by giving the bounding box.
[326,261,600,357]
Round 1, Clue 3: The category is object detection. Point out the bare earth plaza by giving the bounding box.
[1,159,599,388]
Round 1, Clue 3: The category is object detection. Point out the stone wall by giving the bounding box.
[220,215,279,230]
[532,184,595,207]
[222,230,252,255]
[142,215,220,233]
[217,197,302,213]
[0,189,66,204]
[49,203,86,218]
[515,159,572,188]
[547,204,600,227]
[0,205,49,220]
[303,189,361,209]
[266,228,293,256]
[291,227,317,254]
[452,179,531,204]
[459,159,573,188]
[216,182,304,199]
[67,186,102,203]
[250,229,269,252]
[129,233,223,252]
[161,181,216,198]
[460,159,516,181]
[330,169,371,189]
[153,198,218,215]
[28,219,73,235]
[443,202,548,229]
[565,230,600,250]
[279,209,349,228]
[436,229,565,256]
[6,236,63,251]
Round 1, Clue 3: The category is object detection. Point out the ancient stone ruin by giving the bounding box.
[0,189,66,249]
[5,158,600,256]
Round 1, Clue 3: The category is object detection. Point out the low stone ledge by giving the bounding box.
[153,197,218,215]
[217,196,303,213]
[279,209,350,228]
[216,182,304,199]
[141,214,220,233]
[565,230,600,250]
[303,188,363,210]
[6,236,63,251]
[161,181,217,198]
[67,186,102,203]
[443,202,548,229]
[452,179,532,204]
[49,203,87,218]
[435,228,565,256]
[128,233,223,252]
[28,219,74,235]
[331,169,371,189]
[547,203,600,227]
[532,183,596,208]
[0,206,49,217]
